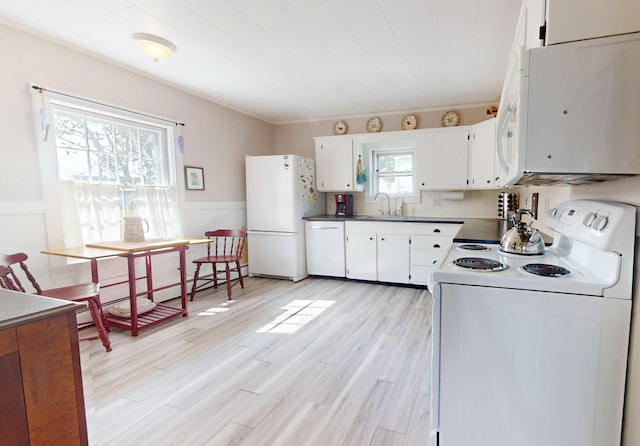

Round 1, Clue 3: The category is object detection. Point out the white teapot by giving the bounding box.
[123,217,149,242]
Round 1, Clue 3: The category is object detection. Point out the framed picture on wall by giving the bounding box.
[185,166,205,190]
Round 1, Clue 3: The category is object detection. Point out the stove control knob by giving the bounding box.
[593,215,609,232]
[583,212,597,227]
[547,208,558,219]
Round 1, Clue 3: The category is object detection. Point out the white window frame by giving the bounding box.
[361,140,421,204]
[32,88,185,250]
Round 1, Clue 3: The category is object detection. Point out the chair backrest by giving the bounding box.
[204,229,247,259]
[0,253,43,294]
[0,265,20,291]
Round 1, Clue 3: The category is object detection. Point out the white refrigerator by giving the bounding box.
[245,155,325,281]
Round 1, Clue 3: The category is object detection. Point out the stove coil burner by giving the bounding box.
[457,244,489,251]
[522,263,571,277]
[452,257,508,272]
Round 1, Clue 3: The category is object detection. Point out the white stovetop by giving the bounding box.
[433,243,620,297]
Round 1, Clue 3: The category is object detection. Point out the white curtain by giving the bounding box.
[134,186,182,239]
[61,181,181,245]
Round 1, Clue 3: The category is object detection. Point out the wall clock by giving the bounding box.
[366,116,382,133]
[402,114,417,130]
[333,120,348,135]
[442,111,460,127]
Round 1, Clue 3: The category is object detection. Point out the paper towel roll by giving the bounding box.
[441,191,465,201]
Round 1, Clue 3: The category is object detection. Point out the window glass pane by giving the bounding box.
[378,175,413,194]
[54,112,87,151]
[57,148,90,180]
[86,119,115,152]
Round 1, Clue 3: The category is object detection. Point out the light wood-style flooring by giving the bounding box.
[80,277,434,446]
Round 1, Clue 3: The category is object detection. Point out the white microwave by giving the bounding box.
[496,32,640,187]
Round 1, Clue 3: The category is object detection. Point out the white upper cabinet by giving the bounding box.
[314,137,364,192]
[468,118,497,189]
[415,128,470,190]
[526,0,640,48]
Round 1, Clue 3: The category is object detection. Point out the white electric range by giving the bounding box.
[430,199,637,446]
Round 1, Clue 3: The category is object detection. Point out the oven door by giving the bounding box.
[437,283,630,446]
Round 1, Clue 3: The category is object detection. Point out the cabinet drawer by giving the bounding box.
[412,249,447,266]
[411,234,453,250]
[412,224,461,236]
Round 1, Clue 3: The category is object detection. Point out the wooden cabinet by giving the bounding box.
[0,291,88,445]
[525,0,640,48]
[415,128,470,190]
[410,224,461,286]
[314,137,364,192]
[468,118,497,189]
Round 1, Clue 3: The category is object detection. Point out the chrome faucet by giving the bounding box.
[375,192,391,215]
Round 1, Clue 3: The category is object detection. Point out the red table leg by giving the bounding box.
[179,246,187,316]
[126,254,139,337]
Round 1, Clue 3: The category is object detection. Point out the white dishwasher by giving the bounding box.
[304,220,345,277]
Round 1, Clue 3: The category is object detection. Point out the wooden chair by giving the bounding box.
[191,229,247,301]
[0,253,112,352]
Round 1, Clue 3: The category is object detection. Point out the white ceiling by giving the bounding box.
[0,0,521,124]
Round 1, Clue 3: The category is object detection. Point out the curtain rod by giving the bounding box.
[31,85,186,127]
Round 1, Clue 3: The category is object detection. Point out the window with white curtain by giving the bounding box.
[50,101,181,244]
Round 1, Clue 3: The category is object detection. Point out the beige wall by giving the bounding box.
[0,22,273,299]
[274,106,493,157]
[1,22,273,205]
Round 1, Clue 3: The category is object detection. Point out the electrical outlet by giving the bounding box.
[432,198,441,208]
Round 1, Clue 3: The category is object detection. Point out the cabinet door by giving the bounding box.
[315,138,354,191]
[345,232,377,280]
[543,0,640,46]
[468,118,497,189]
[415,129,469,190]
[377,233,410,284]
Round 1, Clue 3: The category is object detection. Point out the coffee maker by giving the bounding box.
[335,194,353,217]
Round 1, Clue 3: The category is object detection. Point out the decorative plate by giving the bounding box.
[442,110,460,127]
[333,119,348,135]
[366,116,382,133]
[402,114,417,130]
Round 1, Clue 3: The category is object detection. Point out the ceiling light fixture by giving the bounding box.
[132,33,176,61]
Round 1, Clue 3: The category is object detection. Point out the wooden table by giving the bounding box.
[42,238,210,336]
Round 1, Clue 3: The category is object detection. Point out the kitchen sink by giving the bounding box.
[356,215,408,221]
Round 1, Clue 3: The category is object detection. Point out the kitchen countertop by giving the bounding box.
[304,215,553,245]
[0,288,81,330]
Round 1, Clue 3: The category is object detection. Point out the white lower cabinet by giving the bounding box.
[410,224,461,286]
[345,231,377,281]
[410,234,455,286]
[377,233,410,283]
[343,221,460,285]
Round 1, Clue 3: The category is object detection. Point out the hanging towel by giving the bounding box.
[357,154,367,184]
